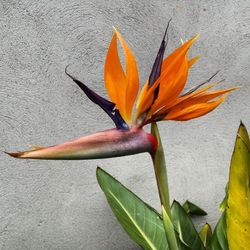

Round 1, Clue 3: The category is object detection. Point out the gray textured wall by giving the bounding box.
[1,0,249,249]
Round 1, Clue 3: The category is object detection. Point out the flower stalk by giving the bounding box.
[150,122,171,215]
[151,122,178,250]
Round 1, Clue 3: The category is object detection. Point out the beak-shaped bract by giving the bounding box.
[6,128,157,160]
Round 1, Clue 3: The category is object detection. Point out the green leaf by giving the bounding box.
[226,122,250,249]
[183,200,207,216]
[199,223,212,250]
[176,238,192,250]
[211,212,228,250]
[162,206,179,250]
[171,200,206,250]
[96,167,168,250]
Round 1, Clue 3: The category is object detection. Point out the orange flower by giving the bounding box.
[105,28,238,128]
[6,26,238,160]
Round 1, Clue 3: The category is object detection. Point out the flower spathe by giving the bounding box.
[7,128,157,160]
[6,26,238,160]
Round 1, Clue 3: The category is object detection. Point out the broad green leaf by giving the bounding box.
[171,200,206,250]
[199,223,212,250]
[96,167,168,250]
[211,212,228,250]
[162,206,179,250]
[183,200,207,216]
[226,122,250,250]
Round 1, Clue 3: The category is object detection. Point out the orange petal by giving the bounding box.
[104,29,139,123]
[161,34,199,72]
[136,57,188,123]
[148,54,189,116]
[147,36,199,115]
[155,35,199,103]
[136,81,149,111]
[135,35,201,127]
[165,96,227,121]
[182,87,239,105]
[104,33,126,116]
[162,85,239,121]
[161,86,239,121]
[114,29,139,102]
[136,80,159,118]
[188,55,200,68]
[148,82,221,118]
[136,35,199,121]
[165,96,225,121]
[171,96,227,121]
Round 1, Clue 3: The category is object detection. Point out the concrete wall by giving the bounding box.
[1,0,249,249]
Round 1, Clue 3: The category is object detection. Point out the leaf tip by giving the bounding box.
[240,120,246,129]
[96,166,104,180]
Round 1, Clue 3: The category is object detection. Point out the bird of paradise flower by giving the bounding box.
[6,25,238,160]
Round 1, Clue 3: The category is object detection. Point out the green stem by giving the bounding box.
[150,122,171,216]
[150,122,178,250]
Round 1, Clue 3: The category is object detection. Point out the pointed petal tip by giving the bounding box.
[222,86,240,94]
[184,33,200,45]
[197,54,202,59]
[194,33,200,40]
[195,54,201,59]
[234,86,241,90]
[187,33,200,45]
[65,66,77,81]
[112,26,118,33]
[219,93,228,102]
[188,34,199,45]
[188,54,201,68]
[163,18,172,40]
[181,34,200,44]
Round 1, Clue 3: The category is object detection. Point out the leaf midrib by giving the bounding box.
[108,190,159,250]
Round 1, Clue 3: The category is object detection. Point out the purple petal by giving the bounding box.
[148,19,171,87]
[65,68,128,130]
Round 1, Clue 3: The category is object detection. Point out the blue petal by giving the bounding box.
[148,19,171,88]
[65,68,129,130]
